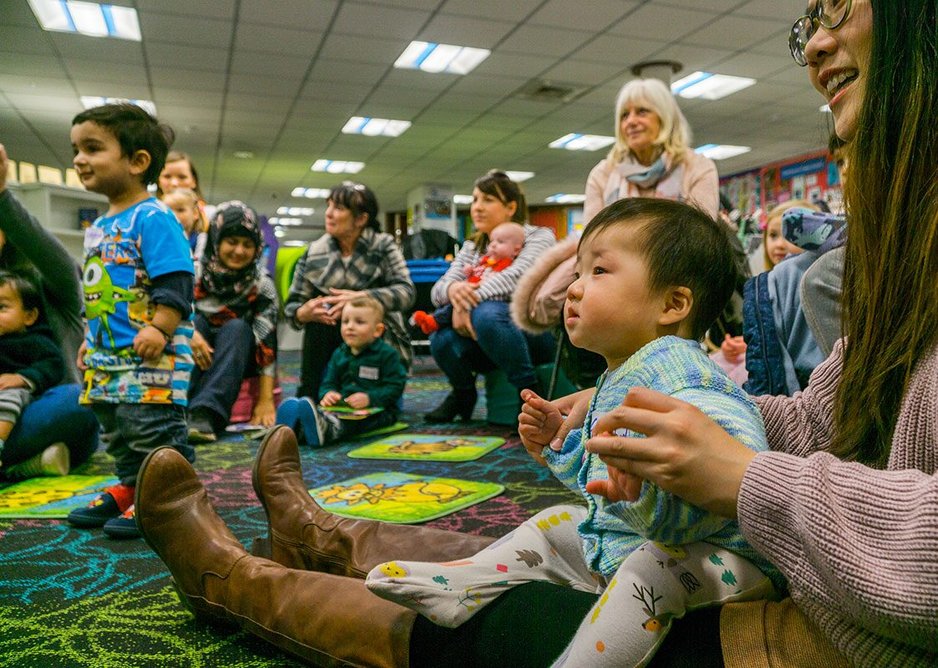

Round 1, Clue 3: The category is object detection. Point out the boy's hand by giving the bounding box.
[0,373,28,390]
[134,325,167,362]
[518,389,566,465]
[320,391,342,407]
[250,398,276,427]
[343,392,369,409]
[585,457,643,502]
[76,340,88,371]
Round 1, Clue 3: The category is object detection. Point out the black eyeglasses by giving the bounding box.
[789,0,853,66]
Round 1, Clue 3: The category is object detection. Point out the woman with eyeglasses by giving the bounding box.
[132,1,935,666]
[282,182,415,403]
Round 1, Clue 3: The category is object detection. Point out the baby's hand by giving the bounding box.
[343,392,369,409]
[721,334,747,362]
[585,457,643,502]
[320,391,342,407]
[0,373,28,390]
[518,389,565,465]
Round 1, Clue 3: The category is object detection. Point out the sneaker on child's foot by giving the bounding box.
[67,483,134,527]
[5,443,70,479]
[103,504,140,539]
[295,398,340,447]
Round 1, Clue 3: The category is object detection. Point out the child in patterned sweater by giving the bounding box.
[366,198,782,667]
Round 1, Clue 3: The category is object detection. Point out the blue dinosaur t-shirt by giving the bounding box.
[81,197,194,405]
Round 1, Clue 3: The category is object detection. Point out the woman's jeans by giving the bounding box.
[3,383,99,467]
[189,315,254,424]
[298,320,343,400]
[429,300,555,392]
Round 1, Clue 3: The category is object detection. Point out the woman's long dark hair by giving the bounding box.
[833,0,938,466]
[471,170,527,250]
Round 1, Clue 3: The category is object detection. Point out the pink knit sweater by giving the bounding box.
[741,339,938,665]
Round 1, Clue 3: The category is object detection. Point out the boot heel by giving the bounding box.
[171,580,237,627]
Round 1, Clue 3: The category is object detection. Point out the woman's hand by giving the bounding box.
[721,334,747,363]
[296,296,338,326]
[327,288,367,310]
[585,387,756,518]
[518,388,594,465]
[191,330,214,370]
[447,281,480,312]
[320,390,342,407]
[452,308,476,339]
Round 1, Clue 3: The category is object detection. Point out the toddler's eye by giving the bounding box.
[592,266,607,275]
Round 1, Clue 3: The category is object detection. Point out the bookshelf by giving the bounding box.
[7,182,107,260]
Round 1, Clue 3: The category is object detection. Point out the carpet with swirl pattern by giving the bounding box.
[0,351,578,667]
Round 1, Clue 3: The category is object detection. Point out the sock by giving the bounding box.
[366,505,599,628]
[105,483,136,513]
[412,311,439,335]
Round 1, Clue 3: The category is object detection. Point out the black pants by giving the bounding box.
[298,321,342,400]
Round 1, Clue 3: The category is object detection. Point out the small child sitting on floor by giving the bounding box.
[366,198,782,667]
[411,221,525,334]
[276,296,406,446]
[0,270,67,477]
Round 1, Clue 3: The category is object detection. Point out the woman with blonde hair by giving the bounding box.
[584,77,719,223]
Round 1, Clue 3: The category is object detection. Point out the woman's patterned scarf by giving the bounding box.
[195,201,278,369]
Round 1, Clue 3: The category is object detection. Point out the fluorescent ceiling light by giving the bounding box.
[292,187,332,199]
[311,159,365,174]
[342,116,412,137]
[269,217,304,226]
[671,72,756,100]
[505,171,535,183]
[394,40,490,75]
[545,194,587,204]
[28,0,141,40]
[277,206,315,216]
[81,96,156,116]
[694,144,751,160]
[452,194,473,205]
[549,133,615,151]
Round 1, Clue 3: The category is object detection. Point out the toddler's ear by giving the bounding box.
[129,149,152,178]
[658,286,692,326]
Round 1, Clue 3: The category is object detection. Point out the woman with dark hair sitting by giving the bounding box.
[426,170,557,422]
[282,182,414,403]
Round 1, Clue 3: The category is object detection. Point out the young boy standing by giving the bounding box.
[276,296,406,446]
[366,198,781,666]
[66,104,195,539]
[0,271,66,476]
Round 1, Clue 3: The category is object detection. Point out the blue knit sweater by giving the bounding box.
[545,335,782,588]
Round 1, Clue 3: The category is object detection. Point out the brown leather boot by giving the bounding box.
[251,426,495,577]
[135,446,415,668]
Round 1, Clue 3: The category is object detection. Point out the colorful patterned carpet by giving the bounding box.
[0,352,577,667]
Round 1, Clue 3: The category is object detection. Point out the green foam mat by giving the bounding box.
[309,471,504,524]
[0,475,119,519]
[347,434,504,461]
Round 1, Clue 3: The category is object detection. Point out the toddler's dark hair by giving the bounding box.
[0,269,42,314]
[72,103,175,186]
[580,198,736,340]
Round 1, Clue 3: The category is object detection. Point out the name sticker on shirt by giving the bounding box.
[359,366,380,381]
